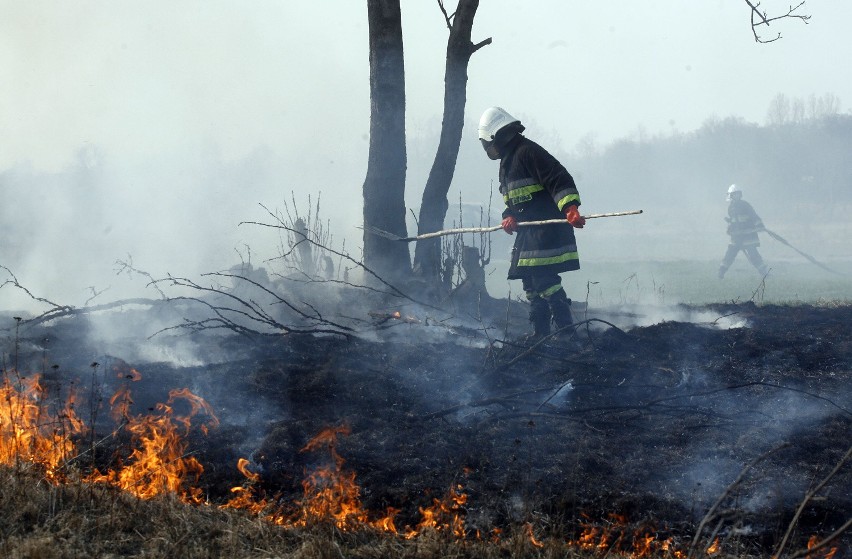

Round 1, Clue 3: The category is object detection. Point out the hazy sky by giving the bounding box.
[1,1,850,309]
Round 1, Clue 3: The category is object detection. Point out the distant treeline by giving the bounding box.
[572,112,852,218]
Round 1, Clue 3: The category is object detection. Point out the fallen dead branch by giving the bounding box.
[148,272,355,339]
[11,298,165,330]
[493,318,631,371]
[418,385,566,421]
[646,382,852,419]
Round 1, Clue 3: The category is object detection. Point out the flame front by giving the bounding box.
[405,484,468,539]
[86,387,218,504]
[0,367,747,557]
[293,424,371,529]
[806,534,839,559]
[706,537,720,555]
[525,522,544,548]
[0,373,84,481]
[567,513,686,558]
[225,425,466,538]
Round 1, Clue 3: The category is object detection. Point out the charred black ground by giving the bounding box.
[6,301,851,555]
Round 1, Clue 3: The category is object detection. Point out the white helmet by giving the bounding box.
[478,107,521,141]
[726,183,741,201]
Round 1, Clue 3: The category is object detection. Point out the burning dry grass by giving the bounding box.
[0,466,714,559]
[0,467,622,559]
[0,374,707,558]
[0,373,84,482]
[0,369,591,558]
[2,303,849,558]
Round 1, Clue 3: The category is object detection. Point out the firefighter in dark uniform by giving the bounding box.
[718,184,769,278]
[478,107,584,339]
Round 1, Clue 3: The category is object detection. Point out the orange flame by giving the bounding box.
[567,514,686,558]
[108,385,133,422]
[525,522,544,548]
[0,367,702,556]
[237,457,260,482]
[1,379,714,557]
[224,426,467,538]
[0,372,85,481]
[296,465,368,528]
[806,534,838,559]
[221,458,272,517]
[223,424,386,530]
[706,537,720,554]
[293,424,371,529]
[373,507,400,533]
[405,484,468,539]
[115,366,142,382]
[86,387,218,504]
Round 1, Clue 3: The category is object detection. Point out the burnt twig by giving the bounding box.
[494,318,630,370]
[419,386,562,421]
[688,443,791,558]
[774,444,852,558]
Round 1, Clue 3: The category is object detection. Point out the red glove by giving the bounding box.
[501,216,518,234]
[565,206,585,228]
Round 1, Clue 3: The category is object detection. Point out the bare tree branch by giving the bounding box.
[436,0,453,30]
[471,36,492,54]
[744,0,810,43]
[244,203,442,312]
[1,265,69,312]
[14,298,166,330]
[146,272,355,338]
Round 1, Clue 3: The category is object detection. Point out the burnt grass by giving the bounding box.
[6,300,852,557]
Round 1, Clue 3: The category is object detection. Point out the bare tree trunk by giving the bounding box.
[363,0,411,283]
[412,0,490,287]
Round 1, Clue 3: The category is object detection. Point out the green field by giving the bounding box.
[485,258,852,307]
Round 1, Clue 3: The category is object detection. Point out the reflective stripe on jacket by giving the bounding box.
[499,136,581,279]
[726,199,764,247]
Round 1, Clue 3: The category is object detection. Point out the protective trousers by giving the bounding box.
[522,273,574,336]
[718,244,769,278]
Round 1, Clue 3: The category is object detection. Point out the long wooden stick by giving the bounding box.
[366,210,643,242]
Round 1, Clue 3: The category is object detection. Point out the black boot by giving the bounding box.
[526,297,551,341]
[548,289,574,333]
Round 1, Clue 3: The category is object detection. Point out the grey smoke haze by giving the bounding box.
[670,379,842,515]
[2,1,852,312]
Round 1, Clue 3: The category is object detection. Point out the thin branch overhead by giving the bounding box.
[436,0,455,30]
[744,0,810,43]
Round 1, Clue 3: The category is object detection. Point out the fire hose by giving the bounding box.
[763,228,844,276]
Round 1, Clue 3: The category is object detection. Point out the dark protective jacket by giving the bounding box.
[726,199,764,247]
[499,135,581,280]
